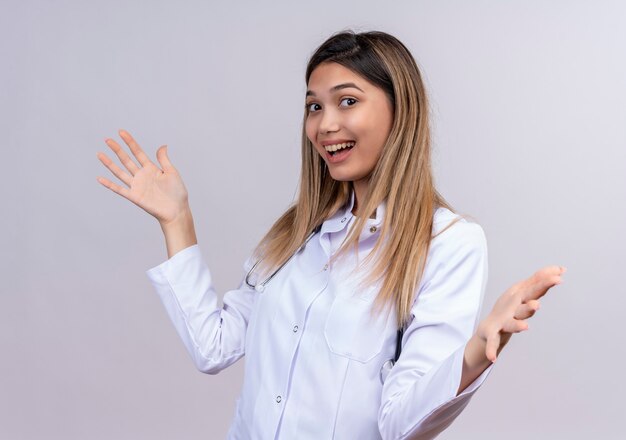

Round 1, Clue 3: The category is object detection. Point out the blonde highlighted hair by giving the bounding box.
[249,30,465,329]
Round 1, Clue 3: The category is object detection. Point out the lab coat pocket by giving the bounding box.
[324,293,389,363]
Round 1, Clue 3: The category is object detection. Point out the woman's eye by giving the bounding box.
[340,97,357,107]
[306,103,321,112]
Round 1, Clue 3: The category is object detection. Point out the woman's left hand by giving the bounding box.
[476,265,567,362]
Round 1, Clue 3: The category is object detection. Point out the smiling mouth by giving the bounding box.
[324,141,356,156]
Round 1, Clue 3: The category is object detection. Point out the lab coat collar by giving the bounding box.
[320,189,385,236]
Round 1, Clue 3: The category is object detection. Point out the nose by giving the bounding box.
[318,108,340,134]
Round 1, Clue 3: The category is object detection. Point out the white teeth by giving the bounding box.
[324,141,355,152]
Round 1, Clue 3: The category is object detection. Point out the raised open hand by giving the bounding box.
[477,265,567,362]
[96,129,190,225]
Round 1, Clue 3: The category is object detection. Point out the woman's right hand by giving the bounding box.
[96,129,190,226]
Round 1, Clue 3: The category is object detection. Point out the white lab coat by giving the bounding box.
[145,189,494,439]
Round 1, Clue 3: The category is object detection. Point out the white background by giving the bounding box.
[1,0,624,438]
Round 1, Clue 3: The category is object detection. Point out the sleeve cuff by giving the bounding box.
[145,244,202,285]
[392,344,496,439]
[452,343,495,398]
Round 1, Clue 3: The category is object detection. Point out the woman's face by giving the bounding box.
[305,61,394,186]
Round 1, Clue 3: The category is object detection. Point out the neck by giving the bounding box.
[351,180,376,219]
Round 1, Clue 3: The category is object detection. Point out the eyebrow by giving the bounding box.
[306,82,365,97]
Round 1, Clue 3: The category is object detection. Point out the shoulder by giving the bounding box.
[429,207,488,262]
[414,207,488,298]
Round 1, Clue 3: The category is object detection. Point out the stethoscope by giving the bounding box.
[245,225,323,293]
[244,223,404,384]
[379,327,404,384]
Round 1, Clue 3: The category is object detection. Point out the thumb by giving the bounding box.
[485,331,501,363]
[156,145,175,173]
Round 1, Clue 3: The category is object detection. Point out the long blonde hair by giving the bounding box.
[249,30,464,329]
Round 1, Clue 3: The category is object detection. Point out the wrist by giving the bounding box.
[160,207,198,259]
[475,321,490,344]
[159,205,194,230]
[465,333,491,366]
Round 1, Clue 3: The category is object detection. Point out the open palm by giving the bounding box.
[96,129,190,225]
[478,265,567,362]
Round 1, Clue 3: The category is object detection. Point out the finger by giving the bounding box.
[97,151,133,187]
[105,137,140,176]
[486,332,501,363]
[522,265,566,303]
[119,129,153,168]
[514,300,540,320]
[96,175,132,201]
[156,145,175,173]
[502,318,529,334]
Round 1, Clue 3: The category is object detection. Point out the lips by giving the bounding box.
[321,139,356,147]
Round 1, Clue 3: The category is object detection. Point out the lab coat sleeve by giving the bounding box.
[378,220,493,440]
[145,244,257,374]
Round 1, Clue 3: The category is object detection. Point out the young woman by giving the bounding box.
[96,30,566,439]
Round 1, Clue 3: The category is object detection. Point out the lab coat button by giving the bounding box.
[341,217,347,223]
[276,395,282,403]
[323,263,329,271]
[293,325,299,333]
[369,226,377,233]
